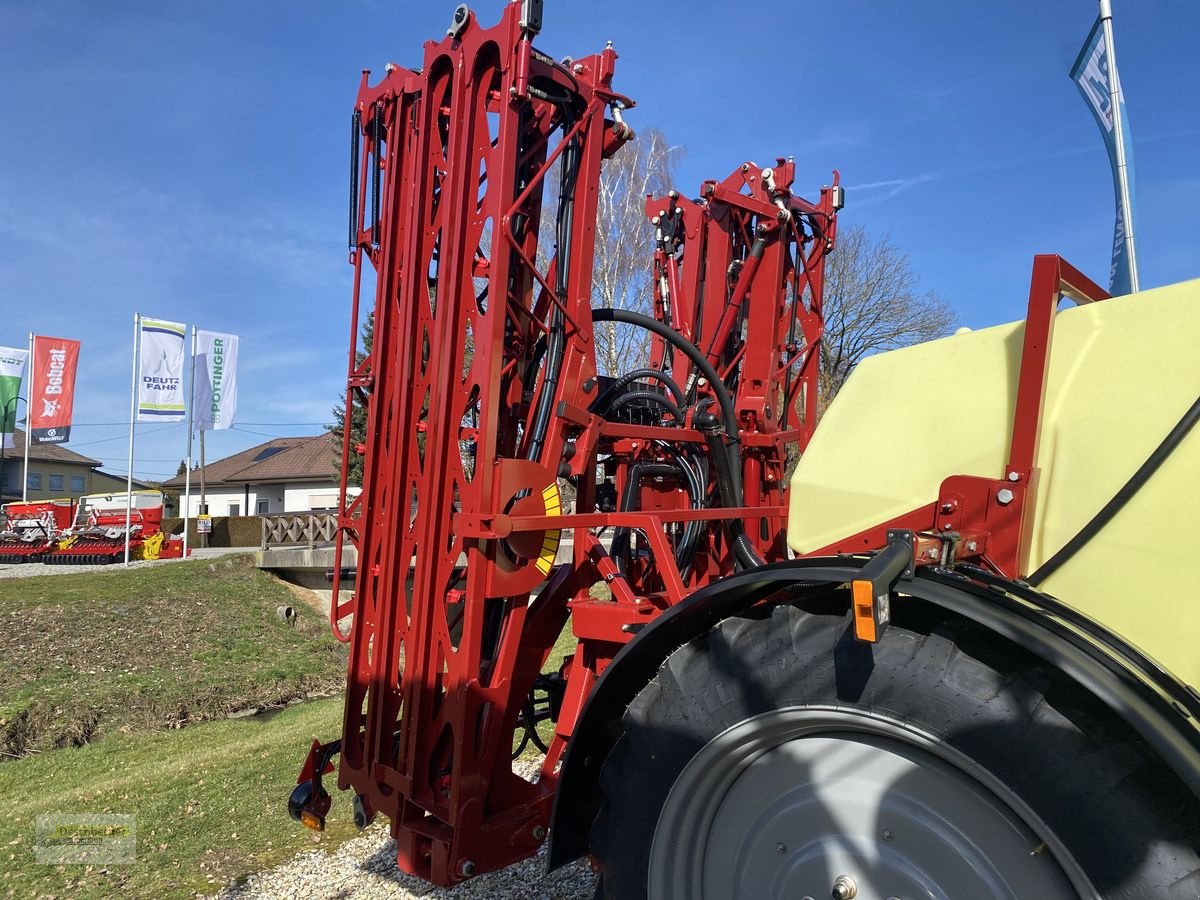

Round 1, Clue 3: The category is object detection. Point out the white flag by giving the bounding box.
[0,346,28,449]
[193,330,238,430]
[137,317,187,422]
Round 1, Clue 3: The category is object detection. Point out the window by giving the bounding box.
[48,474,64,492]
[27,471,41,490]
[70,475,86,492]
[228,503,240,517]
[257,499,269,515]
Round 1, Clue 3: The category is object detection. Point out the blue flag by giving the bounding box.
[1071,17,1137,296]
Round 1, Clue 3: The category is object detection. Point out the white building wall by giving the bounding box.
[182,482,360,516]
[283,483,350,512]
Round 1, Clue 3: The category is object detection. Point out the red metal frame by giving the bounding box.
[812,254,1109,578]
[301,2,840,886]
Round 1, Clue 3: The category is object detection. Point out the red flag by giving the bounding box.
[30,336,81,445]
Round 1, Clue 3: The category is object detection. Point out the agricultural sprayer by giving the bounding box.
[289,3,1200,897]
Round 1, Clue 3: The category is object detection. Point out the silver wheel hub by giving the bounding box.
[647,707,1094,900]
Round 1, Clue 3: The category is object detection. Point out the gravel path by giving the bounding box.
[0,557,176,579]
[216,823,597,900]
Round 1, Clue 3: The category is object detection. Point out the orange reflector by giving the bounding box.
[299,810,325,832]
[851,580,878,643]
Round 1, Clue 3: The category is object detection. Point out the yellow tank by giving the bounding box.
[788,276,1200,688]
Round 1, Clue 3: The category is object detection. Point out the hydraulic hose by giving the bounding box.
[1028,391,1200,586]
[603,390,685,426]
[592,367,685,411]
[611,462,680,572]
[591,308,766,570]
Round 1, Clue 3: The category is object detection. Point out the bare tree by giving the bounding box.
[818,225,955,411]
[590,129,683,374]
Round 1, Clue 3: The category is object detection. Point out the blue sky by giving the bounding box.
[1,1,1197,480]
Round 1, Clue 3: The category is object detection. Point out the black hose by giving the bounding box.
[603,390,685,425]
[611,462,679,572]
[700,425,766,569]
[1028,391,1200,586]
[591,309,737,438]
[590,307,766,569]
[592,367,685,411]
[525,113,579,461]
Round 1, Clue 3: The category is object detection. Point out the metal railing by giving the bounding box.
[260,513,338,549]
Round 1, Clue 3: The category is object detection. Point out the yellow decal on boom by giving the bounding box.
[536,482,562,576]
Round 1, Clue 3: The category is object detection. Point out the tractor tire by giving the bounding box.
[590,594,1200,899]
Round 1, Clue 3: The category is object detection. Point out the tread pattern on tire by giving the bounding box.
[592,595,1200,899]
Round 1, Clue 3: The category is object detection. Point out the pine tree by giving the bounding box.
[329,314,373,487]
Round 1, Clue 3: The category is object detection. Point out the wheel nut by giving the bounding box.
[832,874,857,899]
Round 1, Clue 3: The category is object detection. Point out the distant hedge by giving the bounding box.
[161,516,263,548]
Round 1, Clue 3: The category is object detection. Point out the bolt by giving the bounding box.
[966,541,978,552]
[741,163,750,172]
[832,874,858,900]
[572,63,584,74]
[775,843,786,854]
[532,825,546,840]
[1008,471,1020,482]
[882,829,894,841]
[668,190,679,200]
[459,860,476,877]
[939,501,955,514]
[927,548,938,559]
[996,488,1014,505]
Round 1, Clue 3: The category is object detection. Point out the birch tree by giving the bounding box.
[590,129,683,374]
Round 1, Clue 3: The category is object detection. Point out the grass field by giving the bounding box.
[0,553,580,897]
[0,698,357,898]
[0,555,347,757]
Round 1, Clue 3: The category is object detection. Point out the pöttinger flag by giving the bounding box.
[1070,15,1138,296]
[29,336,81,445]
[137,317,187,421]
[193,330,238,430]
[0,346,28,450]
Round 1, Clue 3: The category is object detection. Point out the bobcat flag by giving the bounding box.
[1070,13,1138,296]
[29,336,81,445]
[0,346,28,450]
[137,317,187,421]
[193,330,238,430]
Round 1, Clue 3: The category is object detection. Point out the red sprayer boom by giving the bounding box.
[290,0,839,884]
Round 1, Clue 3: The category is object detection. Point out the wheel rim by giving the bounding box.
[647,706,1096,900]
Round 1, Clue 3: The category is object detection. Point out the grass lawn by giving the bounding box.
[0,698,357,898]
[0,555,347,757]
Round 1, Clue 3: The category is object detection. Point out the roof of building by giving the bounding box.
[5,429,102,467]
[163,434,339,489]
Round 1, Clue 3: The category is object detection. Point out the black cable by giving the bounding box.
[1028,392,1200,586]
[592,367,685,412]
[525,108,580,461]
[611,462,679,573]
[602,391,685,426]
[591,308,766,569]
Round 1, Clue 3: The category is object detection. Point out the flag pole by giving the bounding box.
[22,332,32,502]
[183,326,197,557]
[1099,0,1139,293]
[125,314,139,567]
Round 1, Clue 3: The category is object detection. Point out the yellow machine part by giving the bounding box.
[788,277,1200,688]
[140,532,164,560]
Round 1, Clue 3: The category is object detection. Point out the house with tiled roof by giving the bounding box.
[163,434,356,517]
[0,429,150,504]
